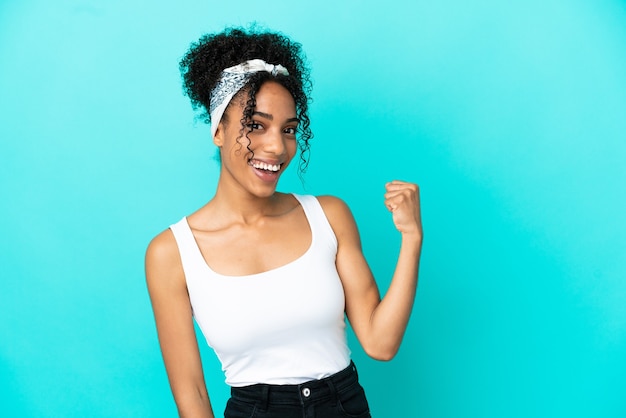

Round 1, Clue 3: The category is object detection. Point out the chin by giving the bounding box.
[247,184,279,199]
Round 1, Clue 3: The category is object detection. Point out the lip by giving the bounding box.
[248,158,284,183]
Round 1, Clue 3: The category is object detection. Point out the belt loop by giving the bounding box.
[259,385,269,411]
[326,378,338,407]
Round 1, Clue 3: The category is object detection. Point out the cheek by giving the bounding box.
[227,137,253,158]
[287,139,298,156]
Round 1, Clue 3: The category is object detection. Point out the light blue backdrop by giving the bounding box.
[1,0,625,417]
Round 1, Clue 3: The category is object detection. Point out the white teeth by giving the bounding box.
[251,160,281,172]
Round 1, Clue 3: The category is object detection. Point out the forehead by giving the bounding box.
[254,81,295,110]
[227,81,296,117]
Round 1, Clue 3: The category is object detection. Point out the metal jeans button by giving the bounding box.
[302,387,311,397]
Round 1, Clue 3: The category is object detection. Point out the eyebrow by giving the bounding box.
[253,111,299,124]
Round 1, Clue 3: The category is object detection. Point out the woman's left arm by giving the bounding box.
[320,180,422,361]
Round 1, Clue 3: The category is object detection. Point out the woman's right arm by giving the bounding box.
[145,229,215,418]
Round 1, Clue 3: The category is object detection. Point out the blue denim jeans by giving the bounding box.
[224,361,371,418]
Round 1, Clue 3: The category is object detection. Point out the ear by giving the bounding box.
[213,123,224,147]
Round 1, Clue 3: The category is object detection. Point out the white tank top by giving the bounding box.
[169,194,351,387]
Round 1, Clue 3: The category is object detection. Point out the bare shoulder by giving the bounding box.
[316,194,352,221]
[146,228,178,264]
[145,228,184,288]
[315,195,359,240]
[316,195,352,218]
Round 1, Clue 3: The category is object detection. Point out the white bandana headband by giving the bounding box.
[209,59,289,138]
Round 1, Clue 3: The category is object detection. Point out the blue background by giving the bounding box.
[1,0,625,416]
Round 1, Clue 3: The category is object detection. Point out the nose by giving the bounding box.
[262,128,287,156]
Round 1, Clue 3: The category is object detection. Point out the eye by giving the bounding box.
[247,121,263,131]
[284,126,297,136]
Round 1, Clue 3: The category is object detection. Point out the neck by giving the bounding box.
[210,181,283,225]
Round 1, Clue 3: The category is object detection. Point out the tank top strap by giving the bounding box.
[292,194,338,251]
[169,217,208,276]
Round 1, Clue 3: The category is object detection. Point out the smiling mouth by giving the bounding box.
[249,159,282,172]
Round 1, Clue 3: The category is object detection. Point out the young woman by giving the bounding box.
[145,27,423,418]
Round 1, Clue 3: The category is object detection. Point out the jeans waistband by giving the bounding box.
[230,361,359,407]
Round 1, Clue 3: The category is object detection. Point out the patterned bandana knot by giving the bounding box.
[209,59,289,138]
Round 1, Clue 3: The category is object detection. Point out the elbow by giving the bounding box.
[363,344,399,362]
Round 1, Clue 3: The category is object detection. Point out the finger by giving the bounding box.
[386,179,409,186]
[384,189,411,200]
[384,187,419,201]
[385,195,409,210]
[385,181,418,192]
[385,196,421,217]
[385,180,406,191]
